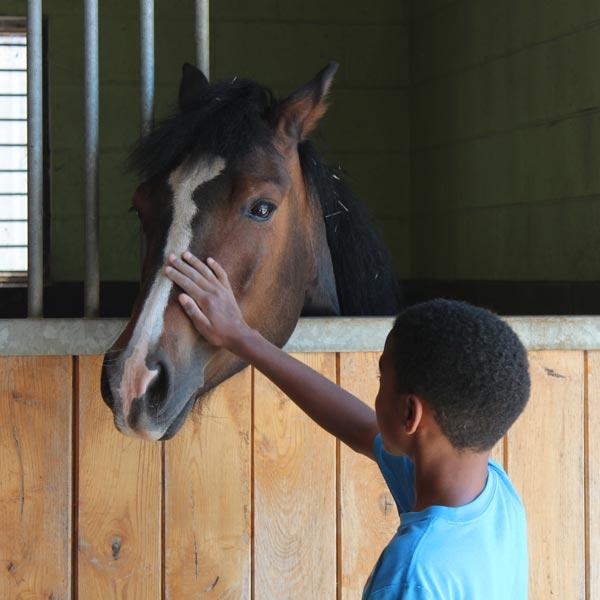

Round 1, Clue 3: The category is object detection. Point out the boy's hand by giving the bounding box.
[164,251,252,351]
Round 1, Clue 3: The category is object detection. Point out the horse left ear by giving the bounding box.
[276,61,339,144]
[179,63,209,111]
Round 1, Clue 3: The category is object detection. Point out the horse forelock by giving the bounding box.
[127,78,277,183]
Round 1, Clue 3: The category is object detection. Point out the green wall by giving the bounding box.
[1,0,409,282]
[410,1,600,281]
[7,0,598,285]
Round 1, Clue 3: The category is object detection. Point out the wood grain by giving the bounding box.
[77,355,162,599]
[0,356,73,599]
[164,366,251,600]
[587,351,599,600]
[253,353,336,599]
[339,352,399,599]
[508,351,585,600]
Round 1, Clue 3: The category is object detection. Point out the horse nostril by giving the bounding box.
[145,361,170,414]
[100,363,114,409]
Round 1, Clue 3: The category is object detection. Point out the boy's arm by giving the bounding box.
[164,252,379,458]
[235,327,379,456]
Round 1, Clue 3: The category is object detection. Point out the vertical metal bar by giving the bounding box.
[194,0,210,78]
[84,0,99,317]
[27,0,43,317]
[139,0,154,269]
[140,0,154,137]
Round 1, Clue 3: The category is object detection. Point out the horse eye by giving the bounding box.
[248,200,276,221]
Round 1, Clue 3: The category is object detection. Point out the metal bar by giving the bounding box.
[194,0,210,77]
[139,0,154,270]
[139,0,154,136]
[84,0,99,316]
[26,0,43,317]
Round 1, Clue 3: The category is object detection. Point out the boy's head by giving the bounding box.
[375,299,530,454]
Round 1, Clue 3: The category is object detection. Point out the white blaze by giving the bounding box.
[118,156,226,418]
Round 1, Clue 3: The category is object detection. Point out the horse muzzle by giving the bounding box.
[100,344,212,441]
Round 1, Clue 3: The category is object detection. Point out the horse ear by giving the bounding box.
[276,61,338,144]
[179,63,209,111]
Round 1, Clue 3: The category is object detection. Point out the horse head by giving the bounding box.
[101,62,399,440]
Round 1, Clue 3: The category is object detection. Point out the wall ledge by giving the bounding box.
[2,316,600,355]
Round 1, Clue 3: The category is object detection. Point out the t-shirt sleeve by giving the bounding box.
[372,433,415,513]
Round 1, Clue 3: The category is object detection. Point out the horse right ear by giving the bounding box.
[179,63,209,111]
[276,61,339,147]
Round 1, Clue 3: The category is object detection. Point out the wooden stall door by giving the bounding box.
[0,348,597,599]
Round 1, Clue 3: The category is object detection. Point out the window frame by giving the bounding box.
[0,15,49,288]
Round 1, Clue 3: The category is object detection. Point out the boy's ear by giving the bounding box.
[404,395,424,435]
[275,61,338,148]
[179,63,209,111]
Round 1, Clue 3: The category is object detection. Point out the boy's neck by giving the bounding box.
[411,441,490,512]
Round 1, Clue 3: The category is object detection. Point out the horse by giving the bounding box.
[100,62,401,441]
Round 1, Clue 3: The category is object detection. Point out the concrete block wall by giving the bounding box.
[7,0,598,285]
[0,0,410,282]
[410,1,600,281]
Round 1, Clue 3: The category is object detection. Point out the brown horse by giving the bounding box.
[101,62,400,441]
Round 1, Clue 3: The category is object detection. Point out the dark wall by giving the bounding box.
[410,1,600,282]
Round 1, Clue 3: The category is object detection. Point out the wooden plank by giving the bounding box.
[0,356,72,599]
[508,351,585,600]
[339,352,399,599]
[254,353,336,599]
[77,355,162,599]
[164,366,251,599]
[587,351,600,600]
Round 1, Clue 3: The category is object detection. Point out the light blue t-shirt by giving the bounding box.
[362,434,528,599]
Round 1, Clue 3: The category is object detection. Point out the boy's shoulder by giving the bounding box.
[365,435,528,599]
[372,433,525,517]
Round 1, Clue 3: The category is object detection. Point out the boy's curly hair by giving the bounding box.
[390,299,530,452]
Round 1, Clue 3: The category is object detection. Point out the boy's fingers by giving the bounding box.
[182,251,218,283]
[207,257,230,287]
[179,294,212,333]
[165,266,208,302]
[168,254,215,292]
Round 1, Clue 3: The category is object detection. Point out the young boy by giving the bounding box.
[165,251,530,599]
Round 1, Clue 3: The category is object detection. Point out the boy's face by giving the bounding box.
[375,332,411,456]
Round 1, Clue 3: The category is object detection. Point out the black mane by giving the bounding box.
[129,77,401,316]
[299,142,401,315]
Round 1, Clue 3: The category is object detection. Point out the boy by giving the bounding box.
[164,251,530,599]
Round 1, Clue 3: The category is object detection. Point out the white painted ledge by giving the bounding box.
[1,316,600,355]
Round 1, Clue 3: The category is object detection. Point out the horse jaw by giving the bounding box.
[301,202,340,316]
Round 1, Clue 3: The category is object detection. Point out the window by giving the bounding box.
[0,17,27,284]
